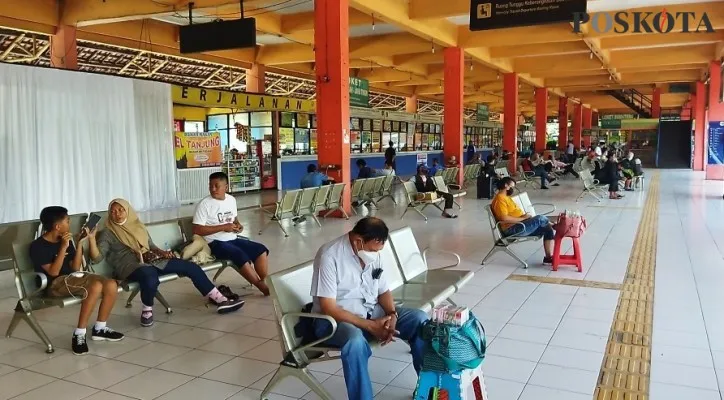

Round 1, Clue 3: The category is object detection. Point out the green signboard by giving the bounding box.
[349,77,369,108]
[600,119,622,129]
[601,114,635,120]
[476,104,489,121]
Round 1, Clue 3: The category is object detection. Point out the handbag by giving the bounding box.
[416,192,438,201]
[555,211,587,238]
[420,314,486,373]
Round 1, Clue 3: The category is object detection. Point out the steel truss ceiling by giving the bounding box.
[0,27,488,118]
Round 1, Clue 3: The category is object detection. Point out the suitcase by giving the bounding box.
[477,174,493,199]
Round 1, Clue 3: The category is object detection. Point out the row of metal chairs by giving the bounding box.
[350,175,396,211]
[259,183,348,237]
[400,175,466,221]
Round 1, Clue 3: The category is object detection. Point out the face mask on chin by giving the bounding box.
[357,242,380,266]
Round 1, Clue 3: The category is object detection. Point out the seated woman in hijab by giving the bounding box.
[414,165,457,219]
[619,151,635,191]
[91,199,244,327]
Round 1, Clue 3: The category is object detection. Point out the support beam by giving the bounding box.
[314,0,350,214]
[444,47,464,184]
[406,95,418,113]
[559,97,569,150]
[246,63,266,93]
[535,88,548,153]
[694,81,706,171]
[490,42,589,58]
[652,88,662,119]
[572,103,583,148]
[582,106,592,148]
[610,45,717,69]
[50,25,78,70]
[409,0,467,19]
[504,74,519,173]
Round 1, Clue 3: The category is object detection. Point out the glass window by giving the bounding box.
[230,113,249,126]
[207,115,228,131]
[250,111,272,126]
[297,113,310,129]
[184,121,204,133]
[280,112,294,128]
[251,127,272,140]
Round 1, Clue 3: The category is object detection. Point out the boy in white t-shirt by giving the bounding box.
[192,172,271,296]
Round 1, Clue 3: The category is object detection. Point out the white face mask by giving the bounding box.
[628,154,633,160]
[357,242,380,266]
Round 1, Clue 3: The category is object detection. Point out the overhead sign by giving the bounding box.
[469,0,587,31]
[174,131,222,169]
[476,104,489,121]
[708,121,724,165]
[349,77,370,108]
[600,119,622,129]
[172,85,316,112]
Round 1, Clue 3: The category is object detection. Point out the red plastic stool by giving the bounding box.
[552,235,583,272]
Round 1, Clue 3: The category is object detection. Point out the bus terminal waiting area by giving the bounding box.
[0,170,723,400]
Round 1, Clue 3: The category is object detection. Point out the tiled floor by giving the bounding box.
[1,170,723,399]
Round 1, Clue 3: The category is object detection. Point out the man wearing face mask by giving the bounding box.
[310,217,428,400]
[491,177,556,264]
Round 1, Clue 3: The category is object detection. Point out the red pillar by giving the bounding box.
[694,81,706,171]
[246,63,266,93]
[572,103,583,149]
[582,107,592,148]
[405,95,418,114]
[652,87,662,119]
[558,97,568,151]
[314,0,350,214]
[503,73,519,173]
[443,48,464,184]
[50,25,78,70]
[706,61,724,180]
[535,88,548,153]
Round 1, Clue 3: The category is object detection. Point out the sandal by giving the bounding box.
[442,213,458,219]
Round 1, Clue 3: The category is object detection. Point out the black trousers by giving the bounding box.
[436,191,454,209]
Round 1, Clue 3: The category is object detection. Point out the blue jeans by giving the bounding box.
[208,238,269,268]
[127,259,215,307]
[533,166,548,187]
[313,307,428,400]
[504,215,555,240]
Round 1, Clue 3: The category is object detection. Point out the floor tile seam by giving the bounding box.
[594,171,660,398]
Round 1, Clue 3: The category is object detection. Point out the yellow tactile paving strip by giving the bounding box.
[595,171,659,400]
[507,275,622,290]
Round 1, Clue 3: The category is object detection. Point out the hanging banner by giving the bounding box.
[708,121,724,165]
[349,77,370,108]
[174,131,223,169]
[476,104,489,121]
[172,85,315,112]
[469,0,587,31]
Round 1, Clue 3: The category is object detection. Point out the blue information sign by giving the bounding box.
[708,121,724,165]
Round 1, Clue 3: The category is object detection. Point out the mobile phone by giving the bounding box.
[79,213,102,240]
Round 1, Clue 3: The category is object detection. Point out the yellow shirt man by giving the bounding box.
[491,192,525,230]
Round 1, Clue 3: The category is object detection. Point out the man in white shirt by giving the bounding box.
[566,140,575,162]
[310,217,428,400]
[192,172,271,295]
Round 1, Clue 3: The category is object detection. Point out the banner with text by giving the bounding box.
[469,0,587,31]
[477,104,489,121]
[172,85,316,112]
[708,121,724,165]
[174,131,223,169]
[349,77,370,108]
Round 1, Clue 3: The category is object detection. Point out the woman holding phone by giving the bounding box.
[90,199,244,327]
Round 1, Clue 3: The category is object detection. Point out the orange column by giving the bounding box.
[706,61,724,180]
[572,103,583,148]
[246,63,266,93]
[50,25,78,70]
[535,88,548,153]
[503,73,519,173]
[693,81,706,171]
[314,0,350,214]
[652,87,662,119]
[406,95,418,113]
[443,47,464,184]
[582,106,592,148]
[558,97,568,151]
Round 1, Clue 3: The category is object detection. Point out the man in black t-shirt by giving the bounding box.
[384,141,396,171]
[30,206,124,355]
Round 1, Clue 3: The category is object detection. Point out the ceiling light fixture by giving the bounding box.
[470,62,474,71]
[590,52,593,60]
[371,14,375,31]
[431,40,435,54]
[609,75,613,81]
[496,72,500,80]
